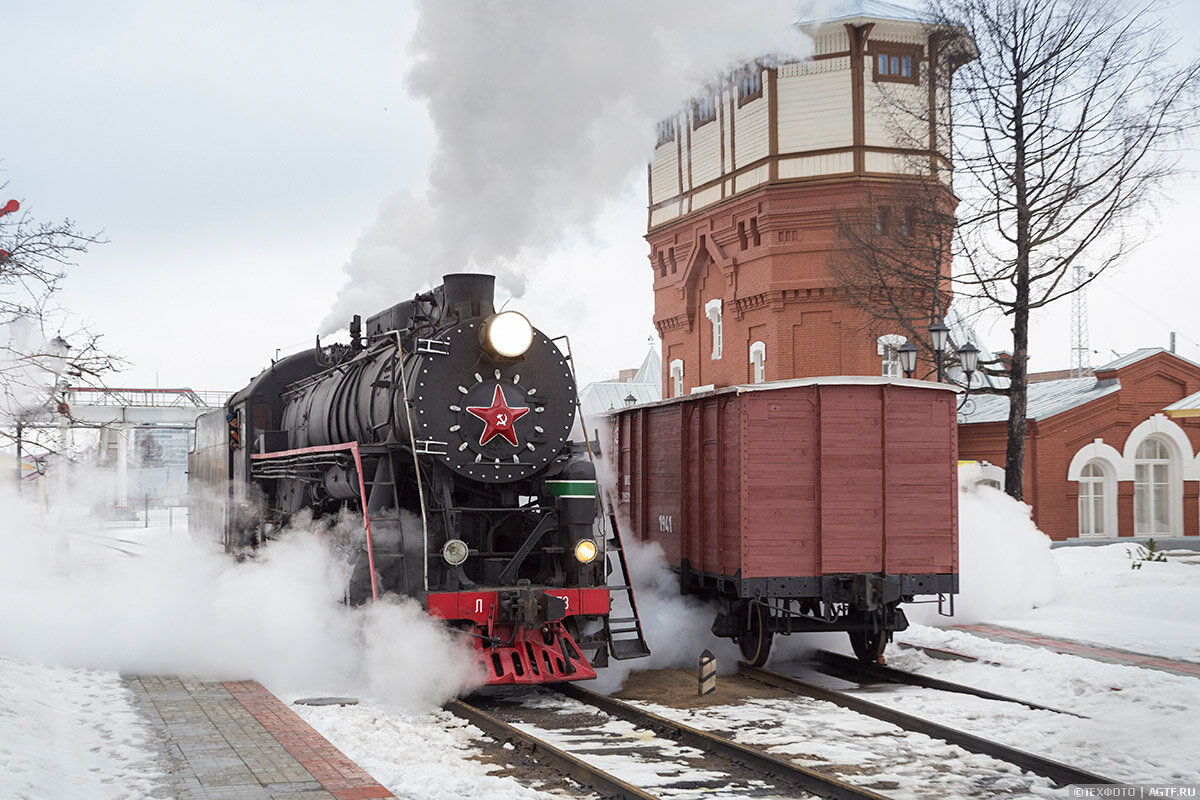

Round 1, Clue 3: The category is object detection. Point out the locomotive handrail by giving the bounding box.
[250,441,379,601]
[391,329,431,593]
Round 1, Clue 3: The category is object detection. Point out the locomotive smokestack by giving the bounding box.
[442,273,496,321]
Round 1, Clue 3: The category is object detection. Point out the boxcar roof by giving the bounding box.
[610,375,959,413]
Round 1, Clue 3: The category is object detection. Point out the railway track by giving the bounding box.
[811,649,1086,717]
[448,685,893,800]
[739,661,1116,788]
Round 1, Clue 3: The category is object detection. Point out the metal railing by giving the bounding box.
[67,387,232,409]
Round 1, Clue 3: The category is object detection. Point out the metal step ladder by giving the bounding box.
[601,493,651,660]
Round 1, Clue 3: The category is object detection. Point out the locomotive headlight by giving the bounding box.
[573,538,599,564]
[484,311,534,358]
[442,538,469,566]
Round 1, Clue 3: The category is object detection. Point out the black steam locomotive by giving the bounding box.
[188,274,648,684]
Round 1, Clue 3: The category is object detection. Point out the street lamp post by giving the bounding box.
[928,320,950,382]
[898,342,919,379]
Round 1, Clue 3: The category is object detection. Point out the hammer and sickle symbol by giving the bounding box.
[497,413,509,427]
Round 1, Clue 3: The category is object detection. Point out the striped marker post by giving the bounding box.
[698,649,716,695]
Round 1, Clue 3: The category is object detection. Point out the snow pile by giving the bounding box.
[0,487,481,709]
[989,542,1200,662]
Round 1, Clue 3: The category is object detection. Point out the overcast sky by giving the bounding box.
[3,1,1199,396]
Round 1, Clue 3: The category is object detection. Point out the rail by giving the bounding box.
[555,684,892,800]
[812,648,1087,717]
[444,698,655,800]
[739,663,1118,788]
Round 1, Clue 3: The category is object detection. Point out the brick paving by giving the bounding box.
[125,676,394,800]
[955,623,1200,678]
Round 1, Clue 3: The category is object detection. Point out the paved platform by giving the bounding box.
[125,675,394,800]
[955,623,1200,678]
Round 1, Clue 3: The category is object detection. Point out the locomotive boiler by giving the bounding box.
[189,274,649,684]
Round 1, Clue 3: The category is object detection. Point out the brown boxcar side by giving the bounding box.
[613,377,958,663]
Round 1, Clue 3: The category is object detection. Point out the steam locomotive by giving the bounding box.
[188,274,648,684]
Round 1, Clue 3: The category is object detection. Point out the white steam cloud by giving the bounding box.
[909,467,1059,627]
[325,0,810,330]
[0,483,481,709]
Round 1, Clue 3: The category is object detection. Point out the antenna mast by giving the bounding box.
[1070,264,1090,378]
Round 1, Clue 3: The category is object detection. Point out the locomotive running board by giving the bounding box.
[601,493,651,660]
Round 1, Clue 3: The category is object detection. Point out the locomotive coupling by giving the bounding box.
[498,584,568,629]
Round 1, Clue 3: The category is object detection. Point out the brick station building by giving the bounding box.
[958,350,1200,541]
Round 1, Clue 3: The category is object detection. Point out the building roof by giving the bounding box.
[1093,347,1200,374]
[633,347,661,385]
[801,0,923,25]
[958,377,1121,424]
[576,347,663,430]
[1165,389,1200,418]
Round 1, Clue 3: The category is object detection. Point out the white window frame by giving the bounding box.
[670,358,684,398]
[1134,436,1176,536]
[1077,460,1115,538]
[877,334,906,378]
[749,341,766,384]
[705,299,723,360]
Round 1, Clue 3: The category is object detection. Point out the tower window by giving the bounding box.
[705,299,723,360]
[692,95,717,128]
[737,69,763,106]
[877,334,906,378]
[656,118,677,147]
[670,359,684,398]
[875,206,891,235]
[750,341,766,383]
[872,44,921,85]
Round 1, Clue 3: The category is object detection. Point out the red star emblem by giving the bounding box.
[466,385,531,447]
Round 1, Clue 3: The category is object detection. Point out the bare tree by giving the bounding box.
[829,179,961,380]
[833,0,1199,500]
[0,187,120,464]
[940,0,1200,499]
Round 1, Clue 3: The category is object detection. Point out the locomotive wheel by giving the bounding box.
[737,603,773,667]
[849,628,888,664]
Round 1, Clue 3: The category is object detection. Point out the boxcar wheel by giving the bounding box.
[849,629,887,664]
[738,603,773,667]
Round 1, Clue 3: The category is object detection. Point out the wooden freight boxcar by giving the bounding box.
[612,377,958,664]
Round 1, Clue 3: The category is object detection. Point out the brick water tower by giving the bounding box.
[648,1,973,397]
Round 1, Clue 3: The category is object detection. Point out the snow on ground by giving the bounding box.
[291,701,567,800]
[985,543,1200,662]
[881,627,1200,783]
[0,655,162,800]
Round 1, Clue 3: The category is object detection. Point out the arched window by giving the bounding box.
[749,341,766,383]
[1078,462,1109,537]
[705,299,723,360]
[1134,438,1173,535]
[670,359,684,398]
[877,334,906,378]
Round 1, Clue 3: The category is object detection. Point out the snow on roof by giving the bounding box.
[1165,389,1200,415]
[958,377,1121,424]
[801,0,923,25]
[1093,347,1200,374]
